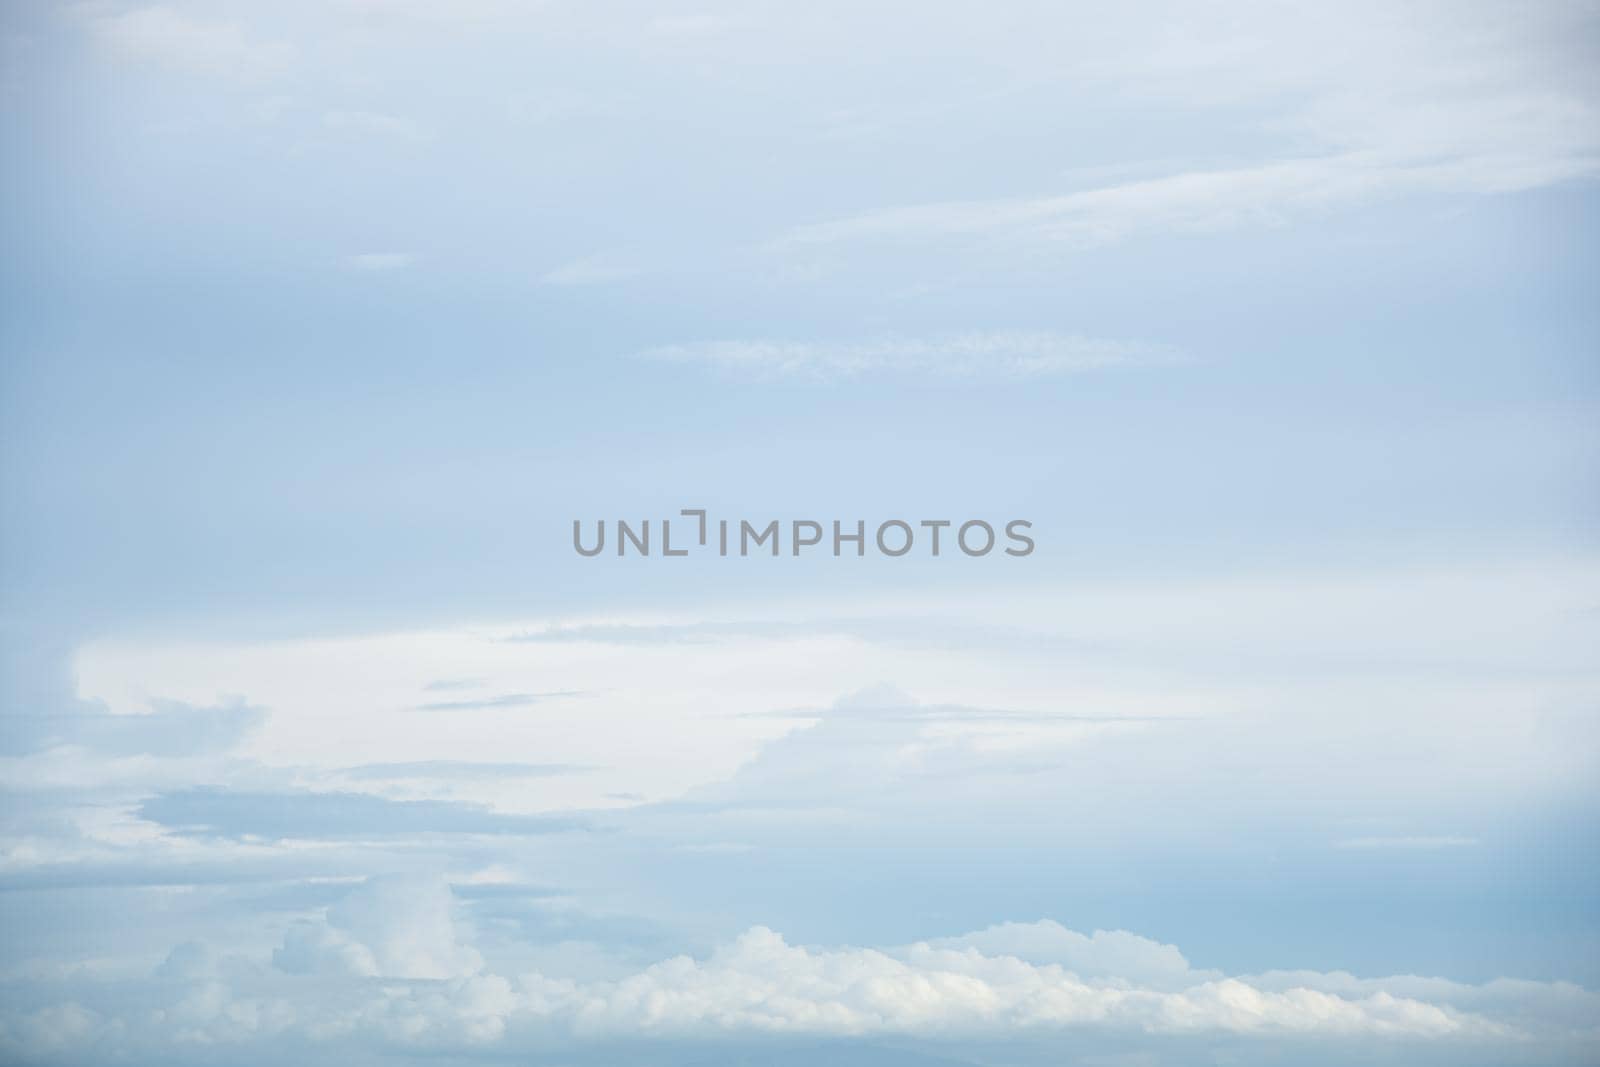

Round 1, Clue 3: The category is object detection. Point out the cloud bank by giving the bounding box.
[3,880,1594,1065]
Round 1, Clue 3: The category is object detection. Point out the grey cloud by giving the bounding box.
[421,678,486,691]
[0,700,265,758]
[0,854,365,894]
[137,788,592,840]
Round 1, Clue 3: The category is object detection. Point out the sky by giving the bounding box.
[1,1,1598,1064]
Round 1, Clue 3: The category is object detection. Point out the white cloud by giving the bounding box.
[272,870,483,979]
[638,331,1182,382]
[61,563,1600,822]
[9,913,1597,1061]
[929,920,1201,989]
[274,876,480,979]
[274,921,380,978]
[781,149,1597,250]
[569,925,1511,1039]
[326,875,483,979]
[772,1,1599,251]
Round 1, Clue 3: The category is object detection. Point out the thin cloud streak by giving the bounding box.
[781,151,1600,250]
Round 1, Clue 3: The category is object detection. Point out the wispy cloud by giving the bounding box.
[770,3,1599,254]
[781,149,1599,251]
[638,330,1182,382]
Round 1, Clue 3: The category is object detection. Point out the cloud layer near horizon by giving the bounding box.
[4,878,1595,1065]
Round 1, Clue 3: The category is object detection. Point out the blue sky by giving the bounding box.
[1,1,1598,1064]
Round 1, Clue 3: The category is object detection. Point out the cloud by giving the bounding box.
[0,854,361,894]
[929,920,1203,990]
[568,925,1511,1040]
[276,875,481,980]
[631,684,1163,824]
[137,787,591,840]
[66,562,1600,833]
[422,678,485,691]
[770,3,1598,254]
[274,920,381,978]
[6,912,1595,1064]
[780,150,1598,251]
[638,331,1182,382]
[0,700,263,758]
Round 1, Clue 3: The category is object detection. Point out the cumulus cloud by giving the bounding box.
[5,909,1595,1064]
[928,920,1201,989]
[568,925,1508,1040]
[274,921,380,978]
[638,331,1181,382]
[276,876,480,980]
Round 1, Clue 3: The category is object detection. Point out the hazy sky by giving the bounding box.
[1,2,1598,1065]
